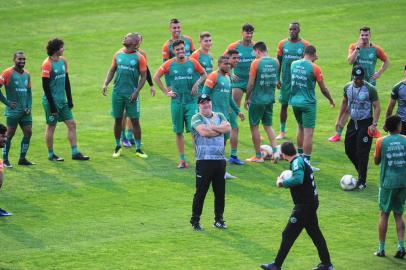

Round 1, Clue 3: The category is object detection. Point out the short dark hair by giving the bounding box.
[0,123,6,135]
[304,45,316,56]
[172,39,184,48]
[199,31,211,40]
[226,49,239,56]
[170,18,180,24]
[242,23,254,32]
[385,115,402,133]
[218,55,229,65]
[290,21,300,28]
[359,26,370,33]
[253,41,267,52]
[13,51,24,59]
[46,38,64,56]
[281,142,297,156]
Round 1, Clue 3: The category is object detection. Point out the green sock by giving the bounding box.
[3,137,11,160]
[298,148,303,154]
[19,137,30,159]
[255,152,262,158]
[303,154,311,162]
[398,240,404,250]
[71,145,79,155]
[126,129,134,140]
[134,139,141,150]
[48,149,54,158]
[280,122,286,133]
[379,241,385,252]
[231,149,237,157]
[120,130,126,141]
[115,138,120,147]
[179,154,185,161]
[337,126,344,136]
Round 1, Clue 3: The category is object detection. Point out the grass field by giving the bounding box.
[1,0,406,269]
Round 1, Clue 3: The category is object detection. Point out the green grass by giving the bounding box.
[0,0,406,269]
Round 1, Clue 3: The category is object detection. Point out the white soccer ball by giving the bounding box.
[279,170,293,181]
[340,175,357,191]
[260,144,273,159]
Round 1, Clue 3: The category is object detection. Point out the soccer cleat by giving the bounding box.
[112,146,122,158]
[260,262,280,270]
[18,158,35,166]
[122,139,132,148]
[374,250,385,257]
[72,152,90,161]
[328,134,341,142]
[356,183,367,191]
[3,160,13,168]
[225,172,238,179]
[192,223,204,231]
[229,156,245,165]
[135,149,148,158]
[394,247,405,259]
[0,208,12,217]
[312,263,334,270]
[246,156,264,163]
[49,154,64,162]
[213,220,227,229]
[311,166,320,172]
[276,132,286,140]
[177,160,189,169]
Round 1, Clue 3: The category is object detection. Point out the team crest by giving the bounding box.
[386,153,392,159]
[130,60,136,66]
[173,70,178,74]
[202,61,206,66]
[15,81,19,85]
[284,48,288,53]
[297,48,303,54]
[187,68,193,74]
[369,53,374,59]
[118,58,122,63]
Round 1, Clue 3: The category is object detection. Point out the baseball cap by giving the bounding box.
[352,65,365,78]
[198,94,211,104]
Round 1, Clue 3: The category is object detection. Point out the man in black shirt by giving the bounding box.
[261,142,333,270]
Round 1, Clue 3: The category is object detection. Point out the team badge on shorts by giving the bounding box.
[363,136,368,143]
[289,217,297,224]
[49,115,55,122]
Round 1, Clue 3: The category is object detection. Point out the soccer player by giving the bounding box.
[42,38,89,161]
[261,142,333,270]
[289,45,335,170]
[153,39,206,168]
[224,24,256,165]
[336,65,381,190]
[374,115,406,259]
[385,65,406,135]
[103,33,148,158]
[162,18,195,61]
[276,22,310,140]
[0,51,33,167]
[329,26,389,142]
[202,55,244,178]
[190,31,214,93]
[244,41,279,163]
[0,123,12,217]
[190,94,230,231]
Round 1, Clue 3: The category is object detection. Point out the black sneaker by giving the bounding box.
[394,247,405,259]
[374,250,385,257]
[0,208,12,217]
[3,160,12,168]
[72,152,90,161]
[18,158,35,166]
[260,262,280,270]
[192,223,204,231]
[213,219,227,229]
[313,263,334,270]
[49,154,64,162]
[355,182,366,191]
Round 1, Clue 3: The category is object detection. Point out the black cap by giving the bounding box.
[352,65,365,78]
[198,94,211,104]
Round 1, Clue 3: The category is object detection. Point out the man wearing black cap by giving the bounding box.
[385,65,406,135]
[336,65,381,190]
[189,94,230,231]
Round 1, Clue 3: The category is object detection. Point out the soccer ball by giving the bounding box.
[340,175,357,191]
[279,170,293,181]
[260,144,273,160]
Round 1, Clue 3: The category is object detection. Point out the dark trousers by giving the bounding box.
[190,160,226,224]
[401,121,406,135]
[344,118,373,185]
[274,203,331,268]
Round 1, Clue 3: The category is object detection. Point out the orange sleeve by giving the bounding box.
[137,52,147,72]
[190,58,205,74]
[138,48,147,61]
[223,41,238,55]
[189,50,200,61]
[41,58,52,78]
[61,57,68,73]
[302,39,310,47]
[249,59,260,78]
[0,68,13,86]
[157,59,174,76]
[184,35,195,51]
[374,137,383,158]
[373,45,388,61]
[312,63,323,82]
[162,40,170,60]
[348,43,356,57]
[277,39,287,57]
[204,72,218,89]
